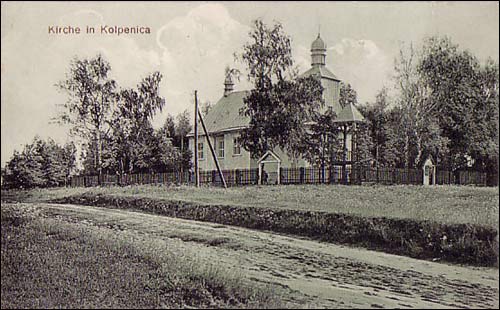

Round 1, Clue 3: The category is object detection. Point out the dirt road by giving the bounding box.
[25,203,499,308]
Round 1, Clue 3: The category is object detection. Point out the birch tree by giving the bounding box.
[394,43,438,168]
[237,19,324,159]
[56,54,117,183]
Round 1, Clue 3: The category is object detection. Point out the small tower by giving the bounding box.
[223,69,234,97]
[311,33,327,67]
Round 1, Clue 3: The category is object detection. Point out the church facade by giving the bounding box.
[187,34,364,174]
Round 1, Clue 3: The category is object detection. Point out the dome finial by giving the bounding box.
[311,30,326,67]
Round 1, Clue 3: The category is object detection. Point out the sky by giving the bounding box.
[1,1,499,167]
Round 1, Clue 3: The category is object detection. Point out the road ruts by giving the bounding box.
[29,203,500,309]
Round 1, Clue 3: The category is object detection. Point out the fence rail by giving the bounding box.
[70,166,495,188]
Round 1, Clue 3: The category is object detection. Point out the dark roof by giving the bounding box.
[188,63,364,137]
[335,102,365,123]
[188,90,250,136]
[301,65,340,81]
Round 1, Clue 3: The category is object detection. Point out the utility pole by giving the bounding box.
[194,90,199,187]
[198,108,227,189]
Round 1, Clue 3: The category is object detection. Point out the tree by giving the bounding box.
[383,107,406,167]
[237,19,324,160]
[61,142,77,185]
[154,112,192,174]
[1,137,76,189]
[474,58,499,175]
[56,54,117,183]
[201,101,212,117]
[354,122,374,166]
[394,43,424,169]
[339,82,358,109]
[176,110,192,152]
[161,114,176,140]
[37,138,65,187]
[2,149,43,189]
[417,36,498,171]
[237,20,293,90]
[299,107,341,179]
[359,87,391,167]
[150,130,181,172]
[109,72,165,174]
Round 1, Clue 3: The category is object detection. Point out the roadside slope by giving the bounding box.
[1,203,285,309]
[31,202,500,309]
[50,194,499,266]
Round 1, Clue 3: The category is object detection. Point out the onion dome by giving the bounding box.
[311,34,327,51]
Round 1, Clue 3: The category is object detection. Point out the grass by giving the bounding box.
[0,204,284,309]
[2,184,498,266]
[50,193,499,266]
[2,184,498,228]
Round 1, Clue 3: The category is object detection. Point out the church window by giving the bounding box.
[217,136,225,158]
[233,138,241,155]
[198,142,204,160]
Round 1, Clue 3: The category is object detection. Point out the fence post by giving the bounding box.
[299,167,305,184]
[212,170,217,185]
[236,169,241,185]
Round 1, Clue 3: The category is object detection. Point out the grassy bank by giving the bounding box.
[50,193,499,267]
[2,184,498,227]
[1,204,283,309]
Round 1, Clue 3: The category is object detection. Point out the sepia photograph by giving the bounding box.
[1,1,499,308]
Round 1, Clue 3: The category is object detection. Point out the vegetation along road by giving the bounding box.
[3,202,498,309]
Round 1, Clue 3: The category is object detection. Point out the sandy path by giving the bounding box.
[27,203,499,309]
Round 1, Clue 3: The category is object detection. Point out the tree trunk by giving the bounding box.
[404,130,410,169]
[321,134,325,183]
[414,115,423,168]
[415,134,423,168]
[342,125,348,184]
[97,132,103,185]
[376,143,379,183]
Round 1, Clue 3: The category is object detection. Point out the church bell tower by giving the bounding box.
[311,33,327,67]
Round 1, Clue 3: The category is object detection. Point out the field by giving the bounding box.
[1,204,284,309]
[3,184,499,227]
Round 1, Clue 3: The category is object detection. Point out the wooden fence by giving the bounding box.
[435,170,489,186]
[70,166,493,187]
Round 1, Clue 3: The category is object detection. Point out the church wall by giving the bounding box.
[321,78,341,112]
[188,131,252,171]
[188,131,312,171]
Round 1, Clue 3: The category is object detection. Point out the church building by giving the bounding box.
[187,34,364,180]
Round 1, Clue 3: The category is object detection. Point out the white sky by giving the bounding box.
[1,1,499,167]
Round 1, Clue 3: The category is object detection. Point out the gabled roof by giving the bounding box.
[188,90,250,136]
[334,102,365,123]
[258,150,281,163]
[300,65,340,81]
[187,88,365,137]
